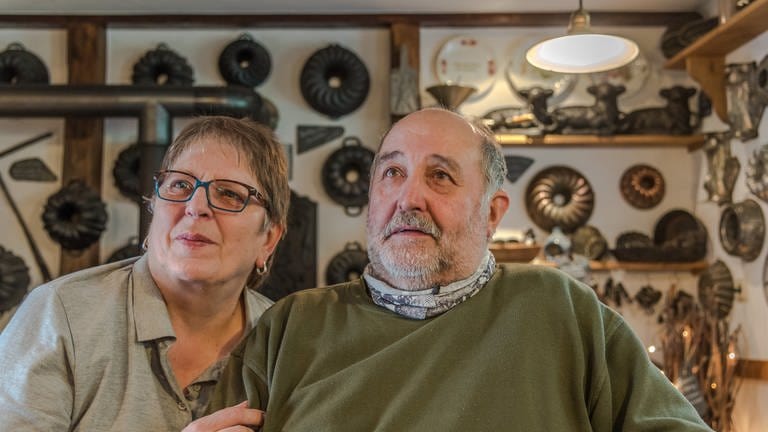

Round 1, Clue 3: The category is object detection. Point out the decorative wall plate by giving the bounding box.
[434,36,496,98]
[505,36,577,105]
[588,52,652,101]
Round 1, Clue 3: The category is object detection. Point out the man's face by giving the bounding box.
[366,109,508,290]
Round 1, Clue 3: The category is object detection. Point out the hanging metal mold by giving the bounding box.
[131,43,194,86]
[525,165,594,233]
[321,136,374,216]
[0,246,30,313]
[719,198,765,262]
[258,95,279,130]
[763,251,768,307]
[260,191,318,301]
[218,33,272,88]
[325,242,369,285]
[746,143,768,203]
[42,180,108,250]
[612,231,658,262]
[300,44,370,118]
[0,42,50,84]
[389,44,419,118]
[634,285,662,315]
[570,225,607,260]
[612,210,708,262]
[503,155,534,183]
[703,131,739,205]
[9,157,57,182]
[725,60,766,141]
[297,125,344,154]
[619,164,665,209]
[112,143,142,203]
[698,260,738,319]
[654,209,708,261]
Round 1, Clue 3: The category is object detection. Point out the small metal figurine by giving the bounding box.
[618,86,698,135]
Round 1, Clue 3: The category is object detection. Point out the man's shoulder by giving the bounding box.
[491,263,601,306]
[274,281,363,307]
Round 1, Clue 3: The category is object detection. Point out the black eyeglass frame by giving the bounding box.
[153,169,268,213]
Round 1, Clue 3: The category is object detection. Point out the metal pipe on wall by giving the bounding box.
[0,84,263,240]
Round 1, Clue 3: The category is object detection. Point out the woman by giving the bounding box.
[0,116,289,431]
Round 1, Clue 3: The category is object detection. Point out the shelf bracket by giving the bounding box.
[685,55,727,123]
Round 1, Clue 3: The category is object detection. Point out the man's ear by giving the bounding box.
[486,190,510,238]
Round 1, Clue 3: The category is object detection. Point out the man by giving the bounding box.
[195,108,712,431]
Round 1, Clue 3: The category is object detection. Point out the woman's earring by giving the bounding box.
[141,236,149,252]
[256,262,268,275]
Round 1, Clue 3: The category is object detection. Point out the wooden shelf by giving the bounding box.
[739,358,768,381]
[587,260,708,273]
[507,258,708,273]
[664,0,768,122]
[495,134,706,151]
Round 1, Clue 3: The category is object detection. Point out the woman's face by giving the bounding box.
[146,138,282,290]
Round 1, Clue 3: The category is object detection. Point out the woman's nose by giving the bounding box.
[185,186,212,217]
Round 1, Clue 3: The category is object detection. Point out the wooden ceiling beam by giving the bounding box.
[0,12,701,29]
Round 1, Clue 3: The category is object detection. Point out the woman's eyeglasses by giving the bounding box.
[153,170,268,213]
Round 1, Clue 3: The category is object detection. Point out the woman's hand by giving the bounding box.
[182,401,264,432]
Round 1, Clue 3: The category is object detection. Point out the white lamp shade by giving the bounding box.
[526,33,639,74]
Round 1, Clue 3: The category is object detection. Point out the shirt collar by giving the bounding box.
[132,254,175,342]
[131,254,266,342]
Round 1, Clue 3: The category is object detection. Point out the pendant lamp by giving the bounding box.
[526,0,639,74]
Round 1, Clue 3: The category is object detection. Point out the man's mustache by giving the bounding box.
[383,211,441,239]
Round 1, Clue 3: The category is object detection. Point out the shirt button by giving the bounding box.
[177,401,187,411]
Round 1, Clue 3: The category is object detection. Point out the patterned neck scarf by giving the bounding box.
[363,251,496,320]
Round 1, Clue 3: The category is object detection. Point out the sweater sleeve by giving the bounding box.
[208,323,270,413]
[600,314,713,431]
[0,286,75,430]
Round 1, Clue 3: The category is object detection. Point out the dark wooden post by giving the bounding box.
[60,20,106,275]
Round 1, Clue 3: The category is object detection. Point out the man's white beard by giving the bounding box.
[374,238,443,280]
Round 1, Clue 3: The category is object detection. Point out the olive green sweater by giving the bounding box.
[211,264,712,431]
